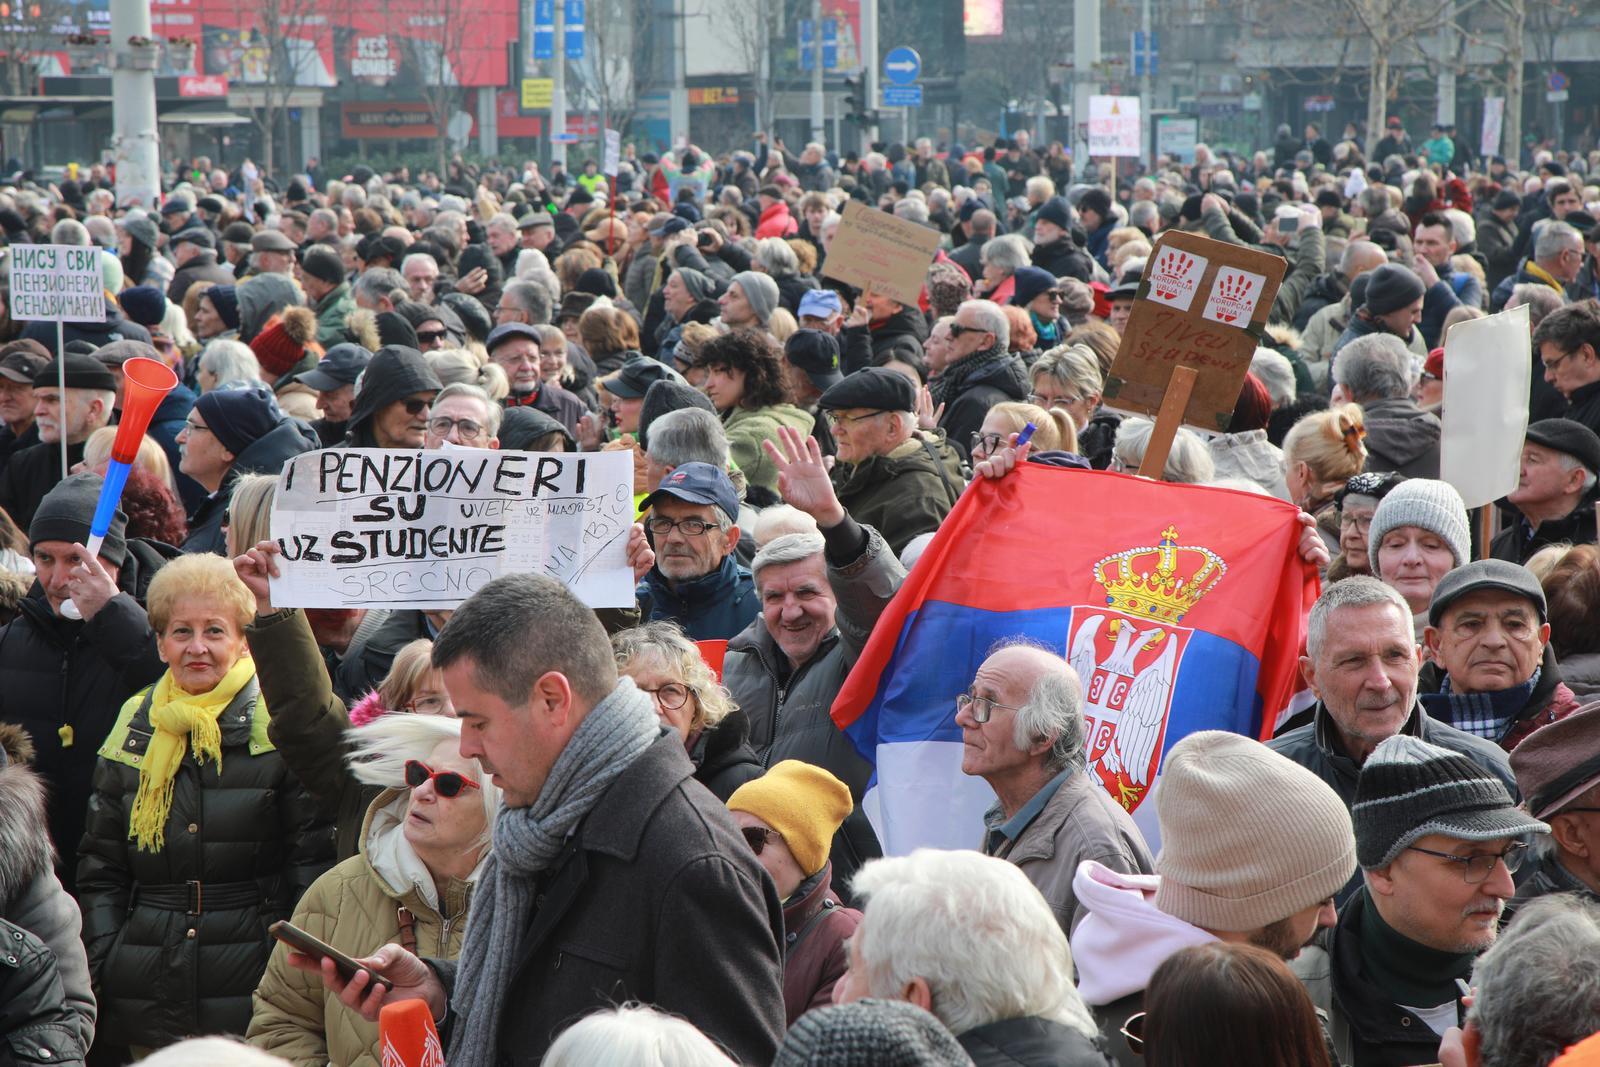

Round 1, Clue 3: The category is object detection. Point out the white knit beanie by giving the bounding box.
[1154,731,1357,932]
[1367,477,1470,571]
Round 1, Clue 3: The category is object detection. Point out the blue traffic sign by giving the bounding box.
[883,46,920,86]
[532,0,554,60]
[882,84,923,107]
[822,18,838,70]
[564,0,585,60]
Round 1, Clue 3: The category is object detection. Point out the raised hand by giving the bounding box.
[233,540,282,617]
[624,522,655,582]
[63,544,119,621]
[973,431,1032,481]
[915,385,944,431]
[762,424,845,527]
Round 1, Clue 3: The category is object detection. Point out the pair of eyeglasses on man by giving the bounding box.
[955,688,1024,724]
[428,416,485,441]
[946,323,990,339]
[825,410,886,428]
[646,516,717,537]
[742,826,782,856]
[402,398,432,416]
[1406,841,1529,884]
[416,329,450,344]
[403,759,480,798]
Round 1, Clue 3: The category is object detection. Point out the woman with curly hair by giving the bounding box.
[693,328,814,501]
[612,621,762,801]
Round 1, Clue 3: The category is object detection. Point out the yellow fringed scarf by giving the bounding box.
[128,656,257,852]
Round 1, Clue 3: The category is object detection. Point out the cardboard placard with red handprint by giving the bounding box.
[1148,247,1208,311]
[1202,268,1267,325]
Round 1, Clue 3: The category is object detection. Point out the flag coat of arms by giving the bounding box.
[831,465,1317,852]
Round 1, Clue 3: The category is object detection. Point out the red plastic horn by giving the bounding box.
[378,999,446,1067]
[109,356,178,464]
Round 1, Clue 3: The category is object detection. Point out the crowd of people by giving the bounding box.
[2,118,1600,1067]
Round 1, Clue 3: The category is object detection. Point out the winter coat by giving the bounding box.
[687,709,765,801]
[1358,396,1442,479]
[0,724,94,1065]
[1294,272,1348,333]
[311,283,356,349]
[1208,430,1289,499]
[1478,215,1519,288]
[985,771,1154,936]
[0,437,86,532]
[1269,228,1325,327]
[334,609,429,714]
[756,201,799,239]
[829,431,965,555]
[1292,888,1463,1067]
[721,403,815,498]
[248,607,384,863]
[181,418,322,556]
[1567,380,1600,439]
[167,250,234,306]
[1558,651,1600,705]
[76,674,334,1048]
[958,1017,1118,1067]
[246,790,479,1067]
[840,308,930,376]
[1417,644,1580,751]
[937,354,1031,461]
[429,731,787,1065]
[1490,259,1566,314]
[1070,863,1218,1067]
[775,273,820,315]
[1331,307,1427,362]
[724,522,900,890]
[1032,238,1095,283]
[780,863,860,1026]
[1509,839,1598,922]
[0,539,170,889]
[637,555,759,643]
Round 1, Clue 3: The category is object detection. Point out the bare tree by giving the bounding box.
[395,0,471,177]
[0,0,74,98]
[575,0,649,138]
[725,0,790,134]
[226,0,335,179]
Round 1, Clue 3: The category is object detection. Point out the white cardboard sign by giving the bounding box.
[1441,305,1531,509]
[1201,267,1267,326]
[1088,95,1141,158]
[268,448,636,610]
[9,244,106,323]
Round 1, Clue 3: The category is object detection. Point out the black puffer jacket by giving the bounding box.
[688,707,765,801]
[958,1016,1118,1067]
[181,418,323,555]
[75,676,334,1048]
[841,307,930,376]
[0,539,171,889]
[937,353,1031,462]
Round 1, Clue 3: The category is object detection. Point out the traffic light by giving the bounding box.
[842,75,877,129]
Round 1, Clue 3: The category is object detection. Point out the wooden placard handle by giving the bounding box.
[1137,365,1199,480]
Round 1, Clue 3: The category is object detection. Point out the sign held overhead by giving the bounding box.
[820,200,942,308]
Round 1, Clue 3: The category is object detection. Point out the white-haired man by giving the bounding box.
[955,640,1152,934]
[835,849,1108,1064]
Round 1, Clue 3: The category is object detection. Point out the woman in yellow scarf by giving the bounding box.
[75,553,333,1056]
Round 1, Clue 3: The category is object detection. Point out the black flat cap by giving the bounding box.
[1526,418,1600,476]
[818,366,916,413]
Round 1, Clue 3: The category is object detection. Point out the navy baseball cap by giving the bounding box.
[299,343,372,392]
[649,216,690,237]
[641,461,740,523]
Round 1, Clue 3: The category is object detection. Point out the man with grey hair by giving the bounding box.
[1491,220,1584,312]
[643,406,728,493]
[892,197,930,226]
[633,461,756,641]
[495,278,553,328]
[401,252,439,304]
[1442,896,1600,1067]
[934,298,1028,461]
[485,212,521,276]
[1334,332,1442,478]
[49,219,90,246]
[1491,418,1600,563]
[353,267,406,313]
[950,207,997,282]
[835,850,1107,1063]
[955,638,1152,934]
[724,425,907,888]
[1270,576,1515,900]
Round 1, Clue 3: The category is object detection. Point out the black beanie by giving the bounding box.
[299,244,346,286]
[29,472,128,567]
[1363,263,1426,316]
[195,383,285,456]
[638,378,716,451]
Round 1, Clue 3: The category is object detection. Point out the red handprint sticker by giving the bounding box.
[1202,267,1267,326]
[1149,248,1208,311]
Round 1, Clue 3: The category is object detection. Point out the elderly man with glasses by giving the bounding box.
[634,461,758,641]
[1291,734,1547,1067]
[954,639,1152,936]
[933,299,1030,462]
[423,383,502,449]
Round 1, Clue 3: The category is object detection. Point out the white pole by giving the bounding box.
[1140,0,1153,168]
[552,0,568,167]
[110,0,160,208]
[670,0,689,146]
[809,0,825,145]
[861,0,878,148]
[56,320,66,479]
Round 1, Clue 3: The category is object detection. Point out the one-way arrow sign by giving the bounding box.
[883,46,920,86]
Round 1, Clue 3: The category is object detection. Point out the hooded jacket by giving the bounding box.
[1031,237,1095,283]
[246,789,481,1067]
[687,708,765,801]
[1070,862,1217,1067]
[0,724,94,1065]
[756,200,799,239]
[343,346,441,448]
[722,403,816,499]
[1358,396,1442,479]
[311,282,356,349]
[182,418,322,556]
[779,863,860,1026]
[829,430,965,555]
[0,538,171,891]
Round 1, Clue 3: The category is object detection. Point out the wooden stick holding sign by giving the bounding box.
[1103,231,1288,468]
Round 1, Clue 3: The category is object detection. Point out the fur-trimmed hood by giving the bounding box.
[0,722,54,910]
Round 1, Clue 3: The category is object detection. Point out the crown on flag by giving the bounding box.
[1093,524,1226,623]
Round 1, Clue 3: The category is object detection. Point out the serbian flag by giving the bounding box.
[831,465,1318,854]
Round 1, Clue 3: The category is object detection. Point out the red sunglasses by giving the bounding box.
[403,759,480,798]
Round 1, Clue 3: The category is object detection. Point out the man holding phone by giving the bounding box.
[288,574,786,1067]
[1264,202,1325,328]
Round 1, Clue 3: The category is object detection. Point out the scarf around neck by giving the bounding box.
[129,655,256,852]
[446,678,661,1067]
[930,340,1010,406]
[1419,668,1539,742]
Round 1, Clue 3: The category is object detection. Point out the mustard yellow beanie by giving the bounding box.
[727,760,853,876]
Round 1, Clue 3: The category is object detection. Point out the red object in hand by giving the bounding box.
[109,357,178,464]
[379,999,446,1067]
[696,638,729,681]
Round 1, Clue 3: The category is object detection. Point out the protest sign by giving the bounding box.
[1103,231,1286,434]
[1089,95,1141,158]
[820,199,941,308]
[268,447,636,610]
[603,128,621,177]
[1441,304,1530,510]
[9,244,106,323]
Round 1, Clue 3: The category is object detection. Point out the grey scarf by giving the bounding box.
[446,678,661,1067]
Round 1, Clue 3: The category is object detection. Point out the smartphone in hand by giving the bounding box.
[270,920,394,992]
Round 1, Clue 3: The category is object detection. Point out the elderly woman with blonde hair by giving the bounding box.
[612,621,763,801]
[247,713,499,1067]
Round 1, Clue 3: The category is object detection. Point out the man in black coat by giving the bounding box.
[0,353,116,530]
[0,475,168,892]
[290,573,787,1066]
[933,300,1029,460]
